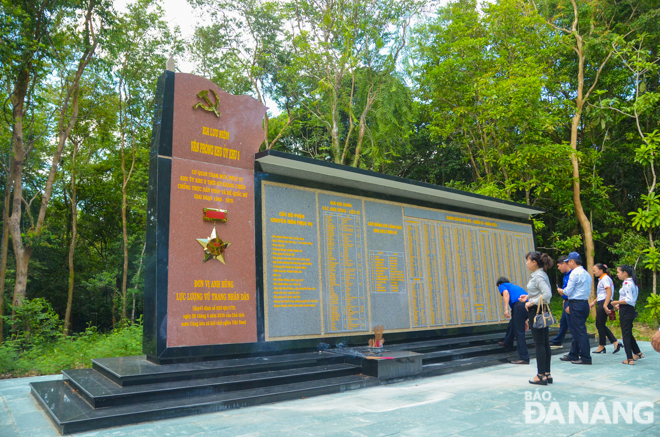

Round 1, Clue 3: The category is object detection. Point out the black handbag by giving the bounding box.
[533,297,557,329]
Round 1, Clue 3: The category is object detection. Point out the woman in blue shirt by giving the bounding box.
[611,265,642,365]
[497,277,529,364]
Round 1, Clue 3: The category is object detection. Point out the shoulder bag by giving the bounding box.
[532,296,557,329]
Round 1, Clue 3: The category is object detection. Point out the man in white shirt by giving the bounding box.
[557,252,592,364]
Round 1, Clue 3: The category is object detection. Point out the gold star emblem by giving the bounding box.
[196,226,231,264]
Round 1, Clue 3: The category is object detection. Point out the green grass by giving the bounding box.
[0,322,142,378]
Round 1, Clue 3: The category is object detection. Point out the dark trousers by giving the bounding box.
[503,302,529,361]
[568,300,591,362]
[596,300,618,346]
[619,305,641,360]
[551,299,571,345]
[528,305,551,374]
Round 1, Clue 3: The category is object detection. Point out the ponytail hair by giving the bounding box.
[526,251,554,272]
[617,264,637,285]
[595,263,610,276]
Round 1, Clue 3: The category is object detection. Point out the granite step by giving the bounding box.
[385,331,514,352]
[421,334,598,377]
[31,373,379,435]
[420,331,579,364]
[92,351,344,386]
[64,363,361,408]
[386,328,566,353]
[30,331,598,435]
[421,340,535,364]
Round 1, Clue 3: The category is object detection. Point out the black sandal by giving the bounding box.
[545,372,553,384]
[529,374,548,385]
[633,353,644,361]
[622,359,635,365]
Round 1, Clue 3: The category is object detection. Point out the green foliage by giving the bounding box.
[280,0,425,165]
[642,246,660,275]
[550,234,583,254]
[0,317,142,377]
[4,298,63,349]
[610,230,649,267]
[645,293,660,328]
[634,131,660,168]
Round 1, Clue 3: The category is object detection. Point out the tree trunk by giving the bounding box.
[352,87,377,168]
[527,0,615,312]
[112,290,117,329]
[263,112,269,149]
[132,241,147,323]
[9,96,29,310]
[0,160,13,343]
[11,248,31,309]
[8,60,31,312]
[569,28,597,309]
[352,111,369,168]
[64,143,78,336]
[331,104,341,163]
[267,113,294,150]
[8,2,98,310]
[11,80,84,309]
[118,85,137,324]
[651,230,657,313]
[569,112,595,291]
[121,182,129,321]
[117,50,140,324]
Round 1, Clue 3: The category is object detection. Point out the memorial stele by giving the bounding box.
[143,71,544,364]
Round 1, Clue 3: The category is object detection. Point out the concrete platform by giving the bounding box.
[2,341,659,436]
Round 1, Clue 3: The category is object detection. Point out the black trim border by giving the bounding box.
[143,71,174,361]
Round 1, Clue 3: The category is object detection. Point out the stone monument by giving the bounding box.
[144,71,266,363]
[30,70,568,435]
[142,70,544,362]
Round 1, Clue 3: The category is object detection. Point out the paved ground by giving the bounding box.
[2,342,659,436]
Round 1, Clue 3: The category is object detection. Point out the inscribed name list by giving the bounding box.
[263,184,321,338]
[364,201,410,330]
[318,194,368,334]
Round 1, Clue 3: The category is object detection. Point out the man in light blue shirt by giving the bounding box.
[550,256,572,348]
[557,252,592,364]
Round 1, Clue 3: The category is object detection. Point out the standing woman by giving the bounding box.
[589,263,621,354]
[519,252,554,385]
[612,265,643,365]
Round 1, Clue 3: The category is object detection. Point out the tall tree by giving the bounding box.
[0,160,12,342]
[64,136,80,336]
[107,0,180,323]
[4,0,106,311]
[286,0,423,166]
[605,34,660,297]
[527,0,640,298]
[189,0,293,149]
[410,0,570,205]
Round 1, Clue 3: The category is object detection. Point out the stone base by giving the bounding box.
[361,350,423,379]
[30,328,597,435]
